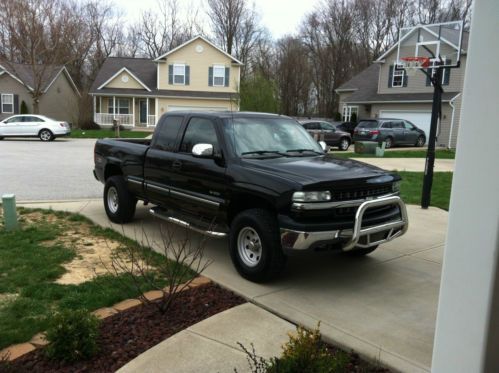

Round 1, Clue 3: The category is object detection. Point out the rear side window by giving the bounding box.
[392,121,404,129]
[153,116,183,151]
[403,121,415,129]
[179,117,219,153]
[357,121,378,129]
[381,122,392,129]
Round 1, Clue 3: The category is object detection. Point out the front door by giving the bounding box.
[0,116,22,135]
[139,100,147,124]
[19,116,43,135]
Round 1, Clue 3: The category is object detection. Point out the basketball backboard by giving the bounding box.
[396,21,464,69]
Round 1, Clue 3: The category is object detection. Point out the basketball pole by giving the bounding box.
[421,66,443,209]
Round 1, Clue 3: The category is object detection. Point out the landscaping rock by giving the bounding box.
[113,299,142,312]
[92,307,119,320]
[142,290,165,302]
[29,333,49,347]
[189,276,212,288]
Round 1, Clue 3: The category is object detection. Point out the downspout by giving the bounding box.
[448,93,461,149]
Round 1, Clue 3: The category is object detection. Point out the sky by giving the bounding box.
[117,0,321,39]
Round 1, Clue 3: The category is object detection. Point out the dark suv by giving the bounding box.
[300,120,351,151]
[353,119,426,148]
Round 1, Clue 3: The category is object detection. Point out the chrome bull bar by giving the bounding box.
[280,196,408,252]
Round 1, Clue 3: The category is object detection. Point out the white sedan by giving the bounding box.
[0,115,71,141]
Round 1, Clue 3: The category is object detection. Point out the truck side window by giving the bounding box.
[153,116,183,151]
[180,117,219,153]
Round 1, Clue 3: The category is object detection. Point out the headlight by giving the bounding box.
[392,181,401,192]
[292,191,331,202]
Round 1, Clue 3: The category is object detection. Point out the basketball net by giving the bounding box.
[401,57,431,76]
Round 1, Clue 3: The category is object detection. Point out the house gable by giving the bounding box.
[156,37,240,93]
[98,67,151,91]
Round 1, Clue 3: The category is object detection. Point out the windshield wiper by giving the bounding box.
[285,149,323,155]
[241,150,287,157]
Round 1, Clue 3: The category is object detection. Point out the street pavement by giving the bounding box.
[0,138,101,201]
[21,199,448,372]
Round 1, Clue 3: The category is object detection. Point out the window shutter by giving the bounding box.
[443,59,451,86]
[168,65,173,85]
[0,94,2,113]
[388,65,393,88]
[426,69,432,86]
[403,71,408,87]
[208,67,213,86]
[14,95,19,114]
[185,65,190,85]
[224,67,230,87]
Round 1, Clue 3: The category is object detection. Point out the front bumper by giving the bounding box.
[280,196,408,252]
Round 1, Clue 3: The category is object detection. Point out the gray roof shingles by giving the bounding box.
[0,62,63,91]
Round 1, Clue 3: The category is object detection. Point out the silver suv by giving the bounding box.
[353,119,426,148]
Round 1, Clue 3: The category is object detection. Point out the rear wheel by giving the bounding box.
[338,137,350,151]
[384,137,393,149]
[39,129,53,142]
[415,135,426,147]
[0,137,4,140]
[104,175,137,223]
[229,208,287,282]
[343,245,379,256]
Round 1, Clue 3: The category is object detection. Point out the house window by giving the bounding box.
[173,64,185,85]
[213,65,225,86]
[108,98,130,115]
[392,68,404,87]
[342,105,358,122]
[1,94,14,113]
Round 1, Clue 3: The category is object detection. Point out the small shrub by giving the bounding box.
[350,112,358,123]
[334,112,342,121]
[239,323,350,373]
[45,309,100,362]
[20,100,29,114]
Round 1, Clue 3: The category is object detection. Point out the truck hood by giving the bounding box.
[241,155,396,187]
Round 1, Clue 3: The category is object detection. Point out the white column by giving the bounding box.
[92,95,96,122]
[132,97,135,127]
[155,98,159,122]
[432,1,499,371]
[113,96,116,118]
[146,98,149,126]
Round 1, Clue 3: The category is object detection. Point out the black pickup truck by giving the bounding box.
[94,112,408,282]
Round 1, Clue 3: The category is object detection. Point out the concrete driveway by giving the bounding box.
[21,199,447,372]
[0,138,101,201]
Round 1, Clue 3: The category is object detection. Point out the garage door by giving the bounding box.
[379,111,431,144]
[167,105,229,112]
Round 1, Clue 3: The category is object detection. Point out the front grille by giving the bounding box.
[333,184,392,201]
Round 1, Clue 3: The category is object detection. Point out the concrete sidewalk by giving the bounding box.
[20,199,448,372]
[117,303,295,373]
[351,157,455,172]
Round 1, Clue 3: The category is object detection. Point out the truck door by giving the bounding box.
[143,115,184,206]
[168,116,227,222]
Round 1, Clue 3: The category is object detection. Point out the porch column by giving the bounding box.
[92,95,96,122]
[113,96,116,118]
[132,97,135,127]
[146,98,149,126]
[155,98,159,122]
[432,0,499,371]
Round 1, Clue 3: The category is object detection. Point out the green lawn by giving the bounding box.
[333,149,455,159]
[398,171,453,210]
[0,208,195,350]
[70,129,151,139]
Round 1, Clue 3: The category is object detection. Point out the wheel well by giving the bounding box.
[340,136,350,143]
[38,128,53,135]
[104,164,123,180]
[227,194,276,224]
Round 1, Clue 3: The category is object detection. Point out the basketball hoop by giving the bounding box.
[400,57,431,76]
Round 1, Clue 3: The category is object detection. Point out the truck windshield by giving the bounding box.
[225,117,323,157]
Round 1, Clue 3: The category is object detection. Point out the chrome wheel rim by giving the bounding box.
[40,130,51,141]
[107,186,119,214]
[237,227,262,267]
[418,137,425,146]
[340,139,349,150]
[385,138,392,148]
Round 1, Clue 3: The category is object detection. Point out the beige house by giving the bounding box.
[89,36,242,128]
[0,63,80,124]
[336,28,468,148]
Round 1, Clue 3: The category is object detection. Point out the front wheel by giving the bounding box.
[415,135,426,147]
[229,209,287,282]
[104,176,137,223]
[338,137,350,151]
[39,129,54,142]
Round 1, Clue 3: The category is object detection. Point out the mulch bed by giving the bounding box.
[4,283,245,373]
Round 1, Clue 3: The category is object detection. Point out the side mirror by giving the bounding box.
[318,141,327,151]
[192,143,214,158]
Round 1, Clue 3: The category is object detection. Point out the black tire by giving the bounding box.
[338,137,350,151]
[103,175,137,223]
[0,137,4,140]
[39,129,54,142]
[229,208,287,282]
[343,245,379,257]
[415,135,426,147]
[384,137,393,149]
